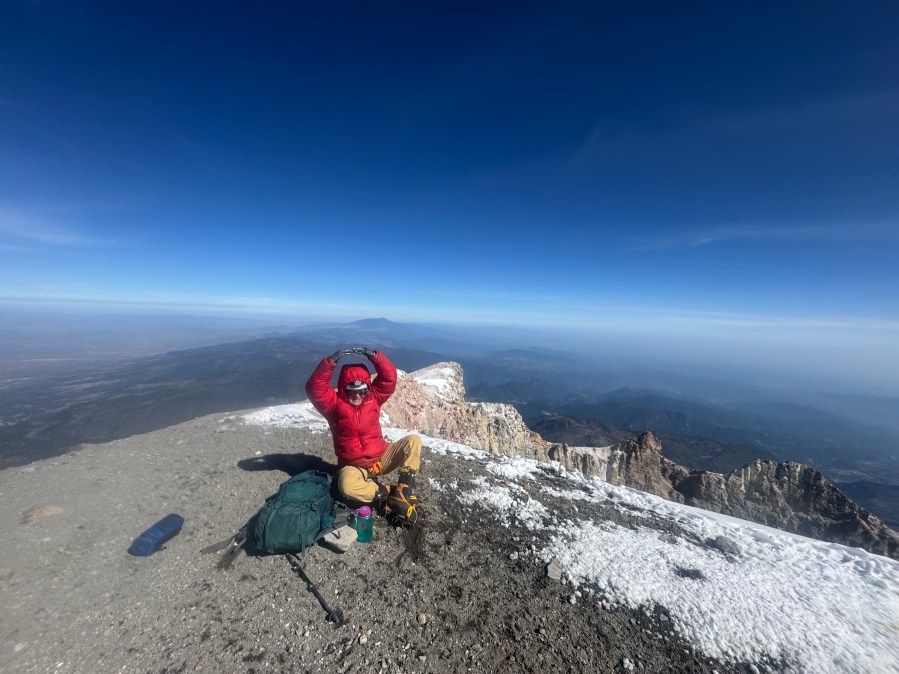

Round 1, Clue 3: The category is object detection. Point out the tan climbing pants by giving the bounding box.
[336,434,421,503]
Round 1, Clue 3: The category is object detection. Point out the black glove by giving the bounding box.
[329,349,354,362]
[353,347,377,359]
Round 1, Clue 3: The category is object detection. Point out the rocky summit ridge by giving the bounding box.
[392,362,899,560]
[382,362,549,459]
[3,359,898,673]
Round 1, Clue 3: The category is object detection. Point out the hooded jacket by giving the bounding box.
[304,351,398,468]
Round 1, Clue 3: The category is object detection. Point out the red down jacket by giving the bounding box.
[304,351,397,468]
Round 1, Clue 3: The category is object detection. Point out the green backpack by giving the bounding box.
[249,470,337,555]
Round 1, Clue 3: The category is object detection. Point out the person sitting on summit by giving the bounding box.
[305,347,420,524]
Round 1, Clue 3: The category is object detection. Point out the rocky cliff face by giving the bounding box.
[666,458,899,560]
[396,361,899,560]
[548,431,899,560]
[381,362,549,458]
[546,434,684,503]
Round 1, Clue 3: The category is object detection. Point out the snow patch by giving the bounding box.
[241,398,899,673]
[242,402,328,432]
[460,481,549,530]
[486,456,542,481]
[410,365,459,399]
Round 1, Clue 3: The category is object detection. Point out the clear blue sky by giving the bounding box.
[1,2,898,392]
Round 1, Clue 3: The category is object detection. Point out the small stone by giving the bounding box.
[14,643,26,653]
[320,525,358,553]
[359,634,368,645]
[545,559,563,581]
[708,535,741,557]
[622,657,635,671]
[417,613,428,626]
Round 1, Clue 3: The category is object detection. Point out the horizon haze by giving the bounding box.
[3,309,899,529]
[1,3,898,397]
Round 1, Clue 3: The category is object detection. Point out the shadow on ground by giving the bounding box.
[237,453,337,476]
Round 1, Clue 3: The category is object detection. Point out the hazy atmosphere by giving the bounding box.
[2,2,898,395]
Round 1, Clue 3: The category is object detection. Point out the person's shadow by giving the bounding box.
[238,453,337,477]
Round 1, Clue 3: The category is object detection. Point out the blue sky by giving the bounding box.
[1,2,898,392]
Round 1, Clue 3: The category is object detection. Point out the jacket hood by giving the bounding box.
[336,363,373,399]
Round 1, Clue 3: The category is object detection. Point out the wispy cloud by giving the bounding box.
[0,207,110,250]
[641,307,899,333]
[628,223,899,250]
[571,88,899,168]
[408,288,565,303]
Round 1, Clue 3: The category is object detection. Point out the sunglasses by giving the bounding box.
[345,388,368,397]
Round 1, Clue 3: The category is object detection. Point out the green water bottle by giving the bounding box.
[354,505,373,543]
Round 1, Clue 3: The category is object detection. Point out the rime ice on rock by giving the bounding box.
[243,361,899,560]
[382,362,549,458]
[241,360,899,674]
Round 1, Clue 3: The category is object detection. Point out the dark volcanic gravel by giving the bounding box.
[0,411,759,673]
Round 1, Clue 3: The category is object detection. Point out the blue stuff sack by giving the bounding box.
[128,513,185,556]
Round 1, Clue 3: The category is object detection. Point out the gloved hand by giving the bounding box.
[353,347,377,359]
[329,349,354,362]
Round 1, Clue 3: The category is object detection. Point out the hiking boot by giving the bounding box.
[397,470,418,505]
[372,482,390,505]
[385,483,417,525]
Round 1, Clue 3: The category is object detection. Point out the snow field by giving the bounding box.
[242,402,899,674]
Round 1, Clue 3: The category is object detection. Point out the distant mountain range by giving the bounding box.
[0,336,323,467]
[515,387,899,476]
[2,314,898,527]
[510,388,899,528]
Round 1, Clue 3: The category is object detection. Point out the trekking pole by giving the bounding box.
[285,553,345,626]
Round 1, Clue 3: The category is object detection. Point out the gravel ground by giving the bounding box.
[0,411,760,673]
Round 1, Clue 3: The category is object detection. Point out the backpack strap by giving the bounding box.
[203,499,351,569]
[313,502,353,545]
[201,520,252,570]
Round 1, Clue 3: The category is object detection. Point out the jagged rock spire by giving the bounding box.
[389,362,899,560]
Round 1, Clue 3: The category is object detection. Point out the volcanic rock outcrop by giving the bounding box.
[382,362,549,458]
[546,433,684,503]
[389,361,899,560]
[666,458,899,560]
[548,431,899,560]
